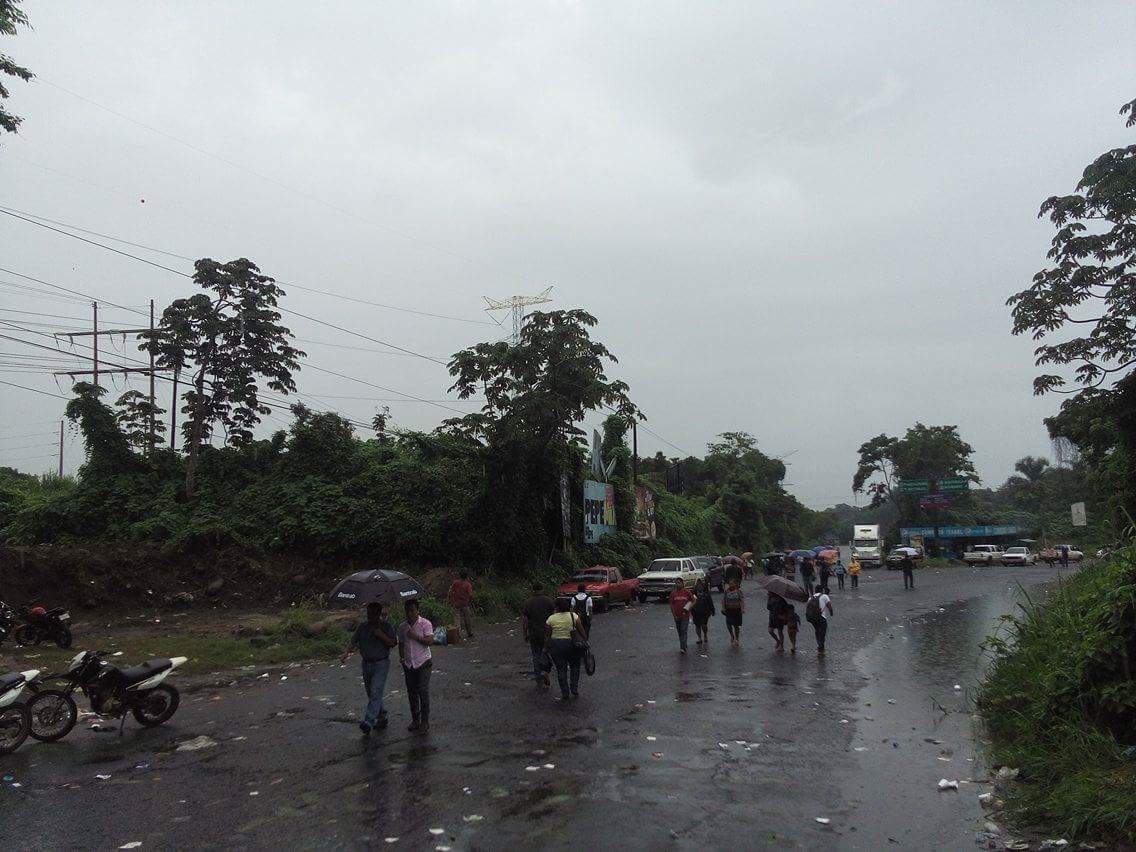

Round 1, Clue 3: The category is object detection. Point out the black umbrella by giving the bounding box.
[329,570,425,607]
[754,574,809,603]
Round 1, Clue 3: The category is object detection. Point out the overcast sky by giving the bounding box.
[1,2,1133,507]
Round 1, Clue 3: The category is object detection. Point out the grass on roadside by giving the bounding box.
[977,544,1136,842]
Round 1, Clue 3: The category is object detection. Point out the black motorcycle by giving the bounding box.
[0,600,15,646]
[27,650,186,741]
[15,604,73,649]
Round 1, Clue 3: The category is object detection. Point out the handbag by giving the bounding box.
[571,614,589,652]
[584,649,596,676]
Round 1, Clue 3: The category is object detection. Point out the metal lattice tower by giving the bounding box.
[483,286,553,343]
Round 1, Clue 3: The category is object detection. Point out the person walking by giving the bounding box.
[447,571,475,639]
[398,599,435,734]
[545,597,586,700]
[571,584,594,637]
[901,552,915,590]
[669,579,696,655]
[818,557,832,594]
[784,603,801,653]
[521,583,554,688]
[805,588,833,654]
[849,556,861,589]
[834,558,847,591]
[800,557,816,595]
[767,592,785,650]
[691,578,716,647]
[342,602,398,735]
[722,578,745,647]
[1060,545,1070,568]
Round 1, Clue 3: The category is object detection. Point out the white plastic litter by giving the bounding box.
[463,815,484,823]
[646,736,657,741]
[524,766,540,772]
[176,735,219,752]
[1039,841,1068,850]
[815,817,830,825]
[953,684,962,691]
[95,774,112,781]
[119,844,143,850]
[542,764,555,770]
[428,828,445,836]
[996,767,1020,780]
[937,779,959,791]
[977,792,995,807]
[383,839,399,844]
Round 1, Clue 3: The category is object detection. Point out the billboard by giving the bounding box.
[900,524,1021,539]
[1071,502,1087,527]
[634,485,657,540]
[583,480,616,544]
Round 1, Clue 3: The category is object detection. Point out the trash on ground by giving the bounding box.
[977,792,994,807]
[1039,841,1068,849]
[542,764,555,770]
[524,766,540,772]
[645,736,657,741]
[383,839,399,844]
[95,774,112,781]
[176,735,219,752]
[463,815,483,823]
[815,817,830,825]
[953,684,962,691]
[118,844,143,850]
[428,828,445,836]
[995,767,1020,780]
[937,778,959,791]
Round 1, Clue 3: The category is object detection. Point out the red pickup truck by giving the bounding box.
[556,566,640,610]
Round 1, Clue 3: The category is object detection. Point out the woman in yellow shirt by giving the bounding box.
[545,598,587,700]
[849,556,862,589]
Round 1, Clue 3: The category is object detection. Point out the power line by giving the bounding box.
[1,205,493,325]
[0,265,148,316]
[0,378,69,399]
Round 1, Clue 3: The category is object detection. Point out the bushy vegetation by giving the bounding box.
[978,544,1136,841]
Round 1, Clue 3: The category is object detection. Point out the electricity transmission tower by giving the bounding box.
[483,286,553,343]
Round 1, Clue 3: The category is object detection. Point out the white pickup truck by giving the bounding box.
[963,544,1004,565]
[636,557,704,600]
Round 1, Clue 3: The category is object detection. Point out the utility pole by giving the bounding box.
[58,419,63,478]
[170,367,178,451]
[632,419,638,485]
[92,301,99,389]
[148,299,156,452]
[482,286,554,344]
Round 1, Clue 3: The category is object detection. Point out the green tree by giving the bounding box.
[114,390,167,452]
[1013,455,1050,484]
[66,382,141,480]
[143,258,304,498]
[852,434,900,507]
[1007,96,1136,522]
[0,0,32,135]
[444,309,638,568]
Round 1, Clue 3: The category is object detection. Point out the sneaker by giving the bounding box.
[407,720,420,732]
[359,721,372,735]
[571,690,579,698]
[417,722,430,735]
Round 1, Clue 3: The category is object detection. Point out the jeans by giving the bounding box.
[530,643,549,683]
[361,658,391,727]
[813,617,828,651]
[851,574,859,588]
[549,638,580,697]
[903,569,914,589]
[458,605,474,638]
[837,574,846,590]
[674,618,690,651]
[403,660,432,724]
[801,575,814,595]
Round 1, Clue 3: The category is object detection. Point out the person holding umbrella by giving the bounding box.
[342,602,398,735]
[901,550,916,590]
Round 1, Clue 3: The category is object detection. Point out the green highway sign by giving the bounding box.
[899,479,930,494]
[939,476,970,492]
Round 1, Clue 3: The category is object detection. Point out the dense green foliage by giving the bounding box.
[978,546,1136,841]
[0,0,33,135]
[1007,96,1136,527]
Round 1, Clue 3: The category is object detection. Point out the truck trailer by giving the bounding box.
[852,524,883,569]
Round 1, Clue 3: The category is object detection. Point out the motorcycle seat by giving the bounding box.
[115,659,172,685]
[0,671,25,693]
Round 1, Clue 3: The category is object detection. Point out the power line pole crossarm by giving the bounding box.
[482,286,553,344]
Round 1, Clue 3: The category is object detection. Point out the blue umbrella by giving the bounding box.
[811,546,829,554]
[789,549,813,559]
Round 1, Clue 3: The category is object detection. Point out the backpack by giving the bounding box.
[805,594,823,624]
[572,593,590,617]
[724,589,743,611]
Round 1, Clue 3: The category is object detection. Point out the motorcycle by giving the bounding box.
[27,650,186,741]
[15,604,73,649]
[0,599,15,646]
[0,668,39,754]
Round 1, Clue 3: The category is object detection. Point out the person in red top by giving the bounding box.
[448,571,475,639]
[668,578,697,654]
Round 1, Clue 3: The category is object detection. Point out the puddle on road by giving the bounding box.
[673,691,706,702]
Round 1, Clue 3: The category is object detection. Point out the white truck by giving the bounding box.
[852,524,884,569]
[635,557,704,601]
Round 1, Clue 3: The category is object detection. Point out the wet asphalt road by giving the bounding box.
[0,564,1072,851]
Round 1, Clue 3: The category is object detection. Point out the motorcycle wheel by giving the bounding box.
[54,627,73,649]
[13,624,38,646]
[0,704,30,755]
[132,684,180,727]
[27,690,78,742]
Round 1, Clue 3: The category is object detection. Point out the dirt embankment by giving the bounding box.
[0,544,458,612]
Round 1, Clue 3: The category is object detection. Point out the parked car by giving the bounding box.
[636,557,703,601]
[556,566,639,610]
[886,547,924,570]
[1000,546,1037,566]
[1041,545,1084,565]
[693,556,725,592]
[963,544,1004,565]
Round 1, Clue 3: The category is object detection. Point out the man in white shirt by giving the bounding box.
[571,584,594,635]
[806,590,834,654]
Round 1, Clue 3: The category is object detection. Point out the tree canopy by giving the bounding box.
[0,0,32,135]
[853,422,978,507]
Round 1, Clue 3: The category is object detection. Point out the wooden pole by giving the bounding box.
[170,366,178,451]
[58,419,63,478]
[148,299,156,453]
[92,301,99,390]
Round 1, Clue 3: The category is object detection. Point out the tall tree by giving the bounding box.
[143,258,304,498]
[1007,96,1136,522]
[1013,455,1050,483]
[114,390,166,452]
[852,434,901,507]
[0,0,32,135]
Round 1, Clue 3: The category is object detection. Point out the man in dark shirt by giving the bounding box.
[342,602,397,735]
[901,554,915,590]
[521,583,554,687]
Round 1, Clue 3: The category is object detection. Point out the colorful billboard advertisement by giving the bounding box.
[583,479,616,544]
